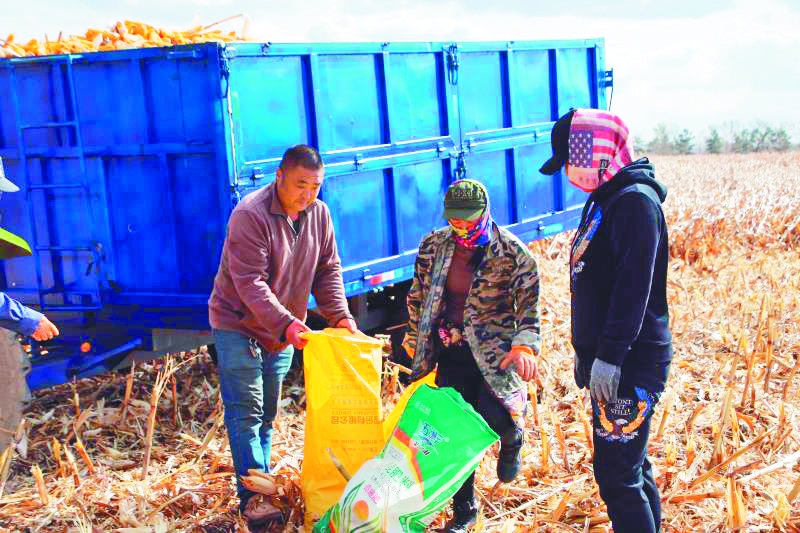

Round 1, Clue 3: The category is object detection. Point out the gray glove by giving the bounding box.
[589,358,621,403]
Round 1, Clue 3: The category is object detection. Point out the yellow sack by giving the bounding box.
[301,329,386,526]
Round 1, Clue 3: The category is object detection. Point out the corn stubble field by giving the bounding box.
[0,152,799,532]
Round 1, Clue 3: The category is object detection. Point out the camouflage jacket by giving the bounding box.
[403,223,541,426]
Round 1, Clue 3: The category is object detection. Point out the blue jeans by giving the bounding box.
[213,329,294,508]
[592,387,662,533]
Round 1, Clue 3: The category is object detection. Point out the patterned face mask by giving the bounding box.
[564,109,635,192]
[448,208,492,249]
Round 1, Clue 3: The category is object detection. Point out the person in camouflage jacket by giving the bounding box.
[402,179,541,532]
[402,223,542,423]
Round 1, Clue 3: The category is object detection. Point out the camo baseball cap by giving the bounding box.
[443,179,488,220]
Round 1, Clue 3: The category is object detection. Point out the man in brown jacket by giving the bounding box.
[208,145,356,527]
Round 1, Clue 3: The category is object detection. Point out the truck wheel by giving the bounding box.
[0,330,29,453]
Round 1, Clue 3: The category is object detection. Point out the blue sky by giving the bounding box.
[5,0,799,144]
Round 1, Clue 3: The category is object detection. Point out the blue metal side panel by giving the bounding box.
[315,54,385,150]
[213,39,607,293]
[96,52,228,304]
[0,44,231,312]
[74,60,148,145]
[392,159,450,253]
[230,56,312,160]
[1,38,608,316]
[106,156,178,291]
[385,53,445,141]
[555,47,594,116]
[510,49,553,125]
[323,168,393,267]
[26,158,97,290]
[515,144,559,216]
[229,44,452,182]
[466,151,514,225]
[458,51,508,133]
[9,65,59,149]
[172,155,229,293]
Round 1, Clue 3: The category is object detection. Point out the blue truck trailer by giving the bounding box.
[0,39,611,390]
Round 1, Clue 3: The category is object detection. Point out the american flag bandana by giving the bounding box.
[566,109,635,192]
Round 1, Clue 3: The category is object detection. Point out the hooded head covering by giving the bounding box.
[540,108,635,192]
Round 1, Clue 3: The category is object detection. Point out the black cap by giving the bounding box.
[539,108,576,175]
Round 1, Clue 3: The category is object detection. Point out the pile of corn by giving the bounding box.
[0,16,250,58]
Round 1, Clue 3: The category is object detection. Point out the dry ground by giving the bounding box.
[1,152,799,532]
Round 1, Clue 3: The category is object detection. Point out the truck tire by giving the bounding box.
[0,330,29,453]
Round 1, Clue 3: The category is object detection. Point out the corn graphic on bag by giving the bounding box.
[313,384,499,532]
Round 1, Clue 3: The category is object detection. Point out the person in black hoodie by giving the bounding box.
[539,108,672,533]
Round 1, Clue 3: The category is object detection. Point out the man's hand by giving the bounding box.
[499,346,538,382]
[589,358,621,403]
[335,318,358,334]
[285,319,311,349]
[32,315,59,342]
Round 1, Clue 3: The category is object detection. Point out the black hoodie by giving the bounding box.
[571,158,673,393]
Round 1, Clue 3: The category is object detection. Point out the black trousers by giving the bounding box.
[435,343,521,505]
[591,387,662,533]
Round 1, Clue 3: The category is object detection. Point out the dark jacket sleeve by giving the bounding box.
[311,203,353,325]
[226,210,295,335]
[0,292,43,336]
[594,193,663,367]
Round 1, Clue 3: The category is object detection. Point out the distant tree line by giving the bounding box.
[642,124,795,154]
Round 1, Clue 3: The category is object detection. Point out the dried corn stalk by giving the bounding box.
[725,477,747,529]
[1,153,800,531]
